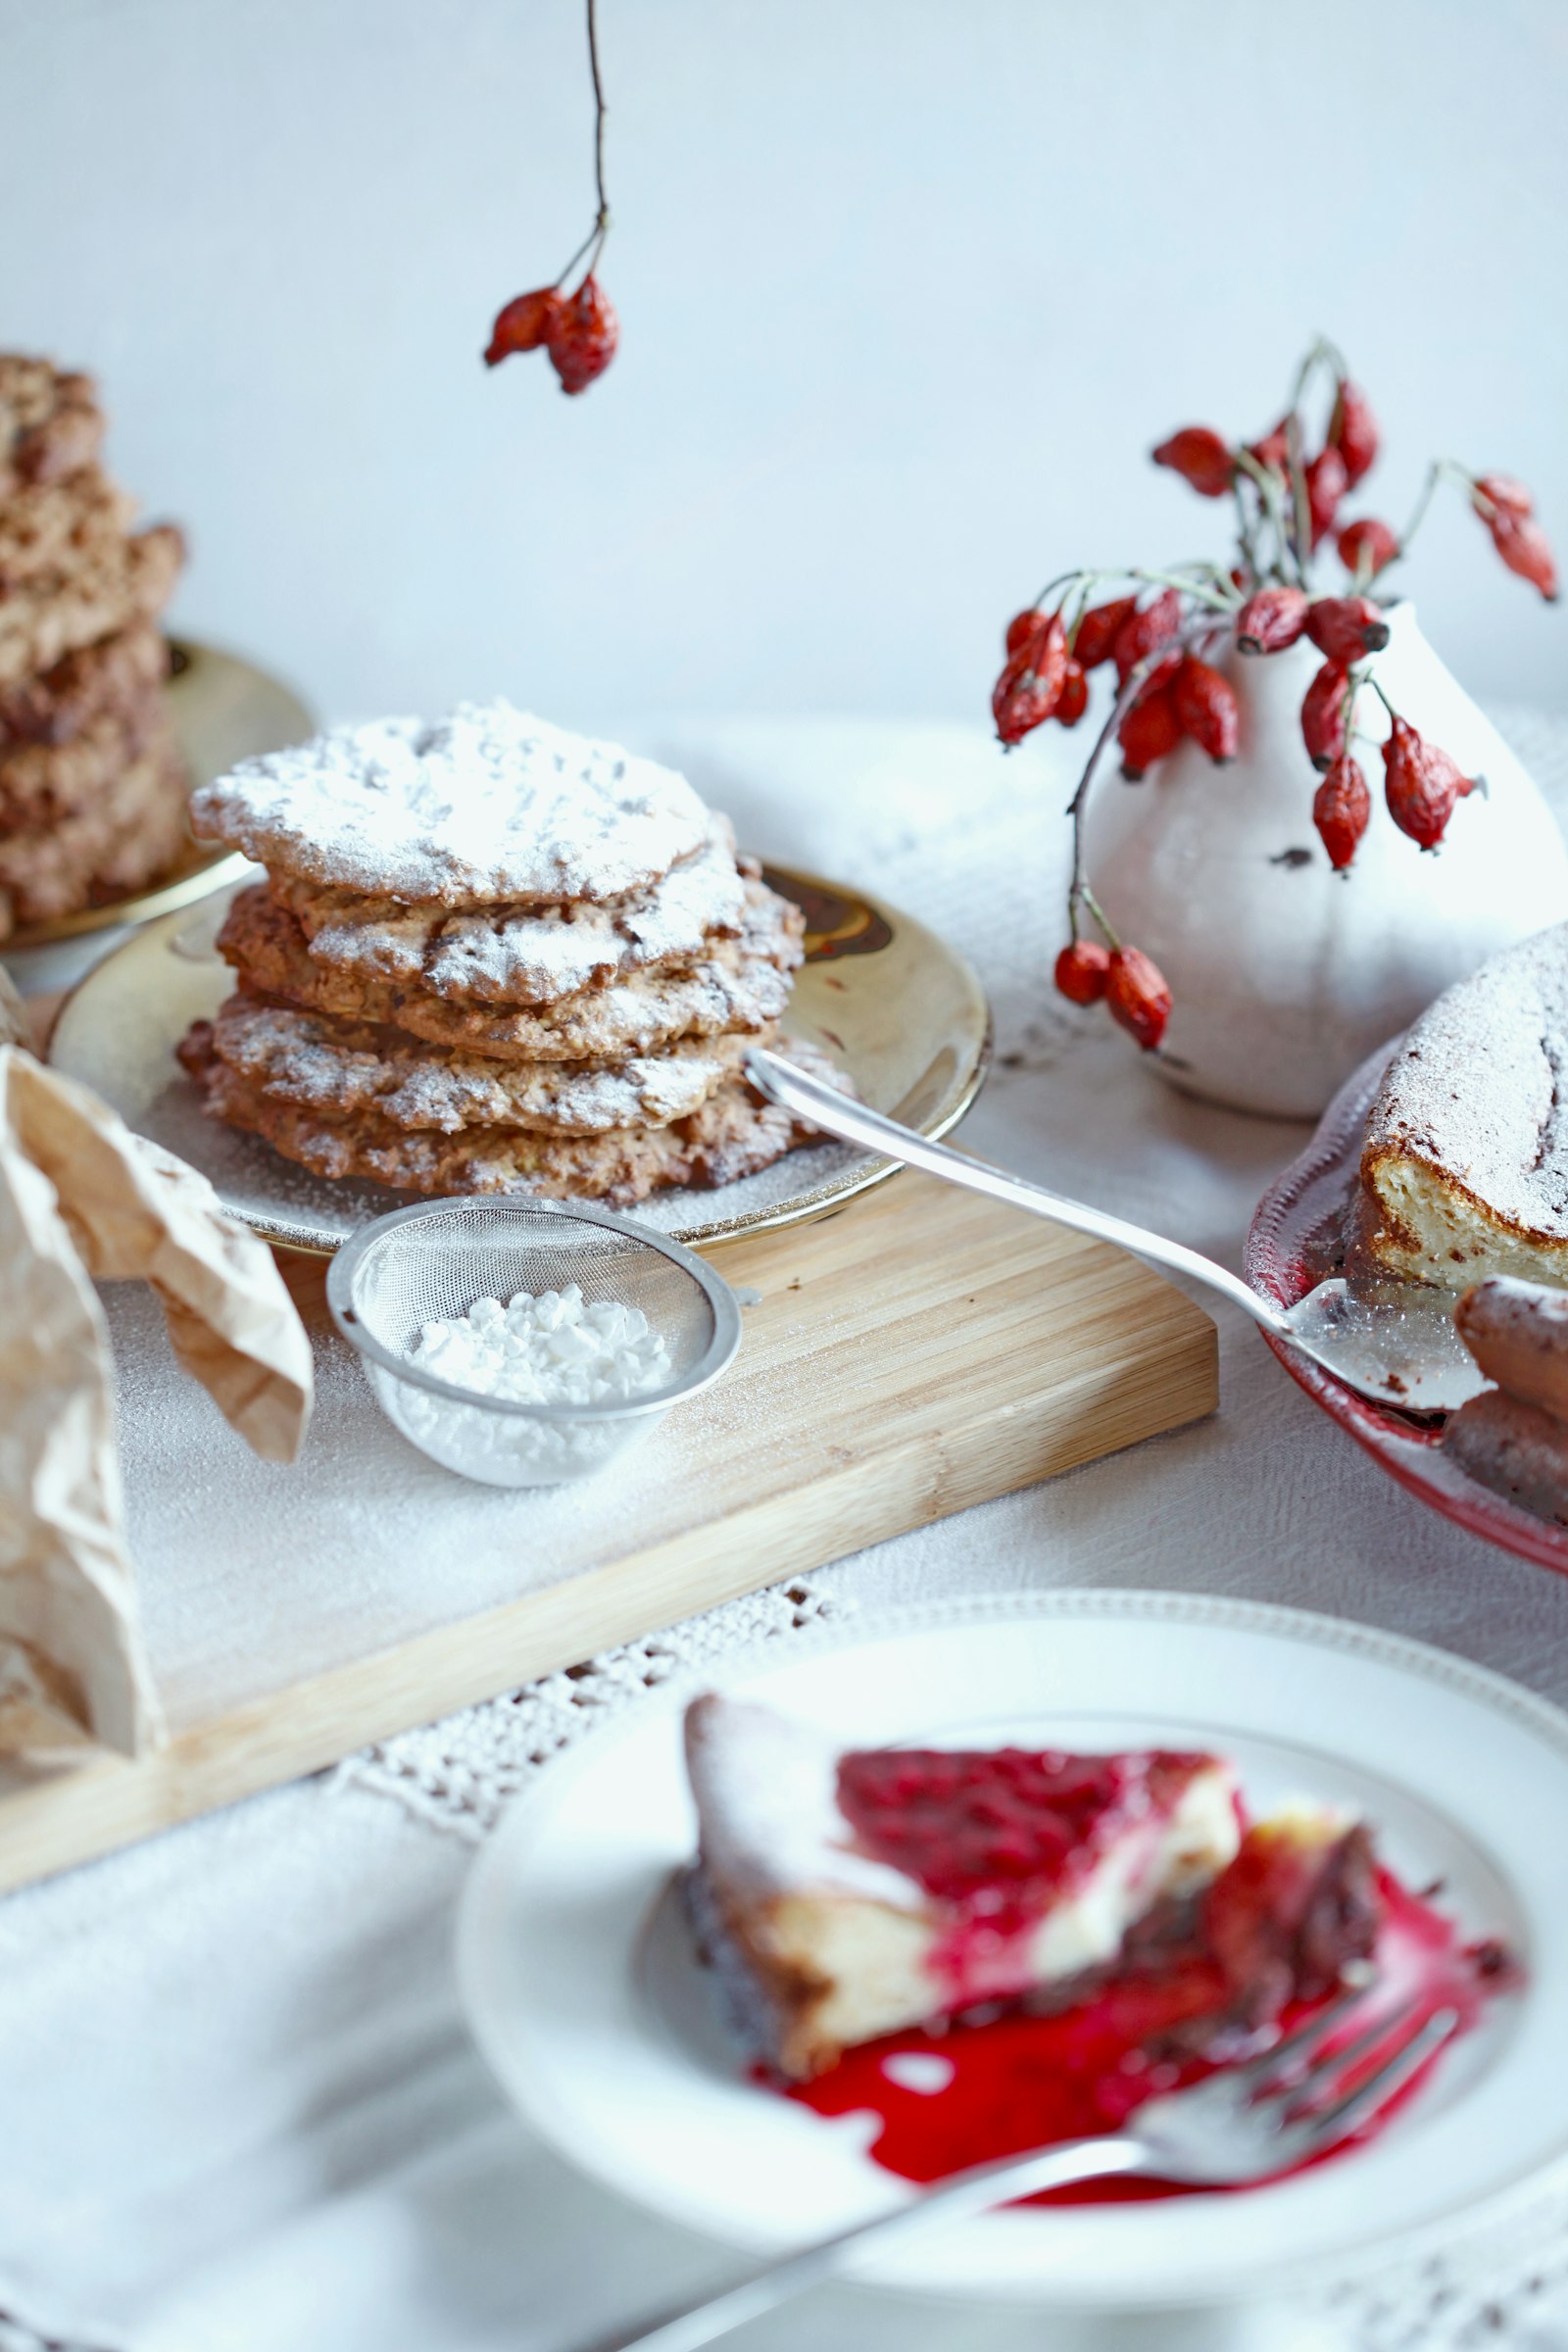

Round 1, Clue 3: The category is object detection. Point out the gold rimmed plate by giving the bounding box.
[49,865,990,1253]
[2,637,313,955]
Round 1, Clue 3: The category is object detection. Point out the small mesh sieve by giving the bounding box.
[326,1197,742,1488]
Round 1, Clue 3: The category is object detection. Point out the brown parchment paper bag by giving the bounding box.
[0,1031,313,1760]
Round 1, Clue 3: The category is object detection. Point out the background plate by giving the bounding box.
[456,1590,1567,2309]
[48,864,989,1251]
[2,636,313,954]
[1247,1050,1568,1577]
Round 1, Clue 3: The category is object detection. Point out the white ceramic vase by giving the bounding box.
[1080,601,1568,1118]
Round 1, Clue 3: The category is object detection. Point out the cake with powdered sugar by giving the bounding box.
[1357,921,1568,1289]
[683,1693,1248,2080]
[179,701,839,1204]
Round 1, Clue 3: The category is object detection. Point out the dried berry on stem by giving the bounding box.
[1380,708,1478,851]
[1314,755,1371,871]
[990,335,1556,1059]
[1299,661,1351,771]
[1173,657,1239,762]
[484,0,618,397]
[1152,427,1235,499]
[1106,948,1173,1050]
[1054,939,1110,1004]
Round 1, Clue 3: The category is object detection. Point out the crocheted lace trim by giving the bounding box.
[335,1573,845,1838]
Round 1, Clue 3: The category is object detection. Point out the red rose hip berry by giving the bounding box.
[992,660,1054,746]
[1305,595,1390,663]
[1300,661,1350,771]
[1112,588,1183,684]
[1172,656,1239,762]
[1246,416,1292,474]
[1106,947,1173,1051]
[1117,683,1184,777]
[1382,715,1475,850]
[1237,584,1309,655]
[991,611,1068,744]
[1304,447,1348,547]
[1054,659,1089,726]
[1054,939,1110,1004]
[1313,755,1371,871]
[1475,474,1534,518]
[1004,608,1052,661]
[547,275,619,394]
[1486,509,1559,601]
[1151,426,1234,498]
[485,286,565,367]
[1329,380,1380,488]
[1072,597,1138,670]
[1336,517,1399,579]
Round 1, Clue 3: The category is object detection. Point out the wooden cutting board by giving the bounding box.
[0,1171,1216,1891]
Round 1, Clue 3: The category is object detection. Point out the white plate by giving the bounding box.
[457,1591,1568,2310]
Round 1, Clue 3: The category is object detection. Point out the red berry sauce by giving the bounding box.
[785,1869,1506,2202]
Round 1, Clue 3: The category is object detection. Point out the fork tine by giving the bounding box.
[1276,1994,1420,2114]
[1292,2006,1461,2147]
[1236,1978,1375,2095]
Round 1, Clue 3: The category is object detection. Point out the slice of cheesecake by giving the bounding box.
[683,1694,1242,2080]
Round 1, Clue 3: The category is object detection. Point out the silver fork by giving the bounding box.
[595,1988,1458,2352]
[745,1045,1485,1415]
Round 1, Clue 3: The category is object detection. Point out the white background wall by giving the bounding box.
[3,0,1566,731]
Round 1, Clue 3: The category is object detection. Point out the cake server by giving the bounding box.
[597,1987,1456,2352]
[745,1047,1486,1415]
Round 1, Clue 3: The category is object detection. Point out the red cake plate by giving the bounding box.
[1245,1043,1568,1576]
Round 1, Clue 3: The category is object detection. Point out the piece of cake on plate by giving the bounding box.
[683,1693,1259,2080]
[684,1696,1388,2082]
[1356,921,1568,1290]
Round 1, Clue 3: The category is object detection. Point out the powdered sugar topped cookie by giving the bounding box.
[206,996,752,1136]
[274,815,749,1006]
[178,1027,847,1207]
[189,701,710,906]
[215,880,805,1064]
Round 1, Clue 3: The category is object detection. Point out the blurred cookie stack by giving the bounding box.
[0,355,187,940]
[179,702,836,1203]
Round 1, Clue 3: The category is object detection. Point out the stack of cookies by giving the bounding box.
[179,702,835,1204]
[0,355,188,940]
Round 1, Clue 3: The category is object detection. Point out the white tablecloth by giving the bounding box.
[5,713,1568,2352]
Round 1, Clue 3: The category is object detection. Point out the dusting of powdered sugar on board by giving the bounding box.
[189,702,710,906]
